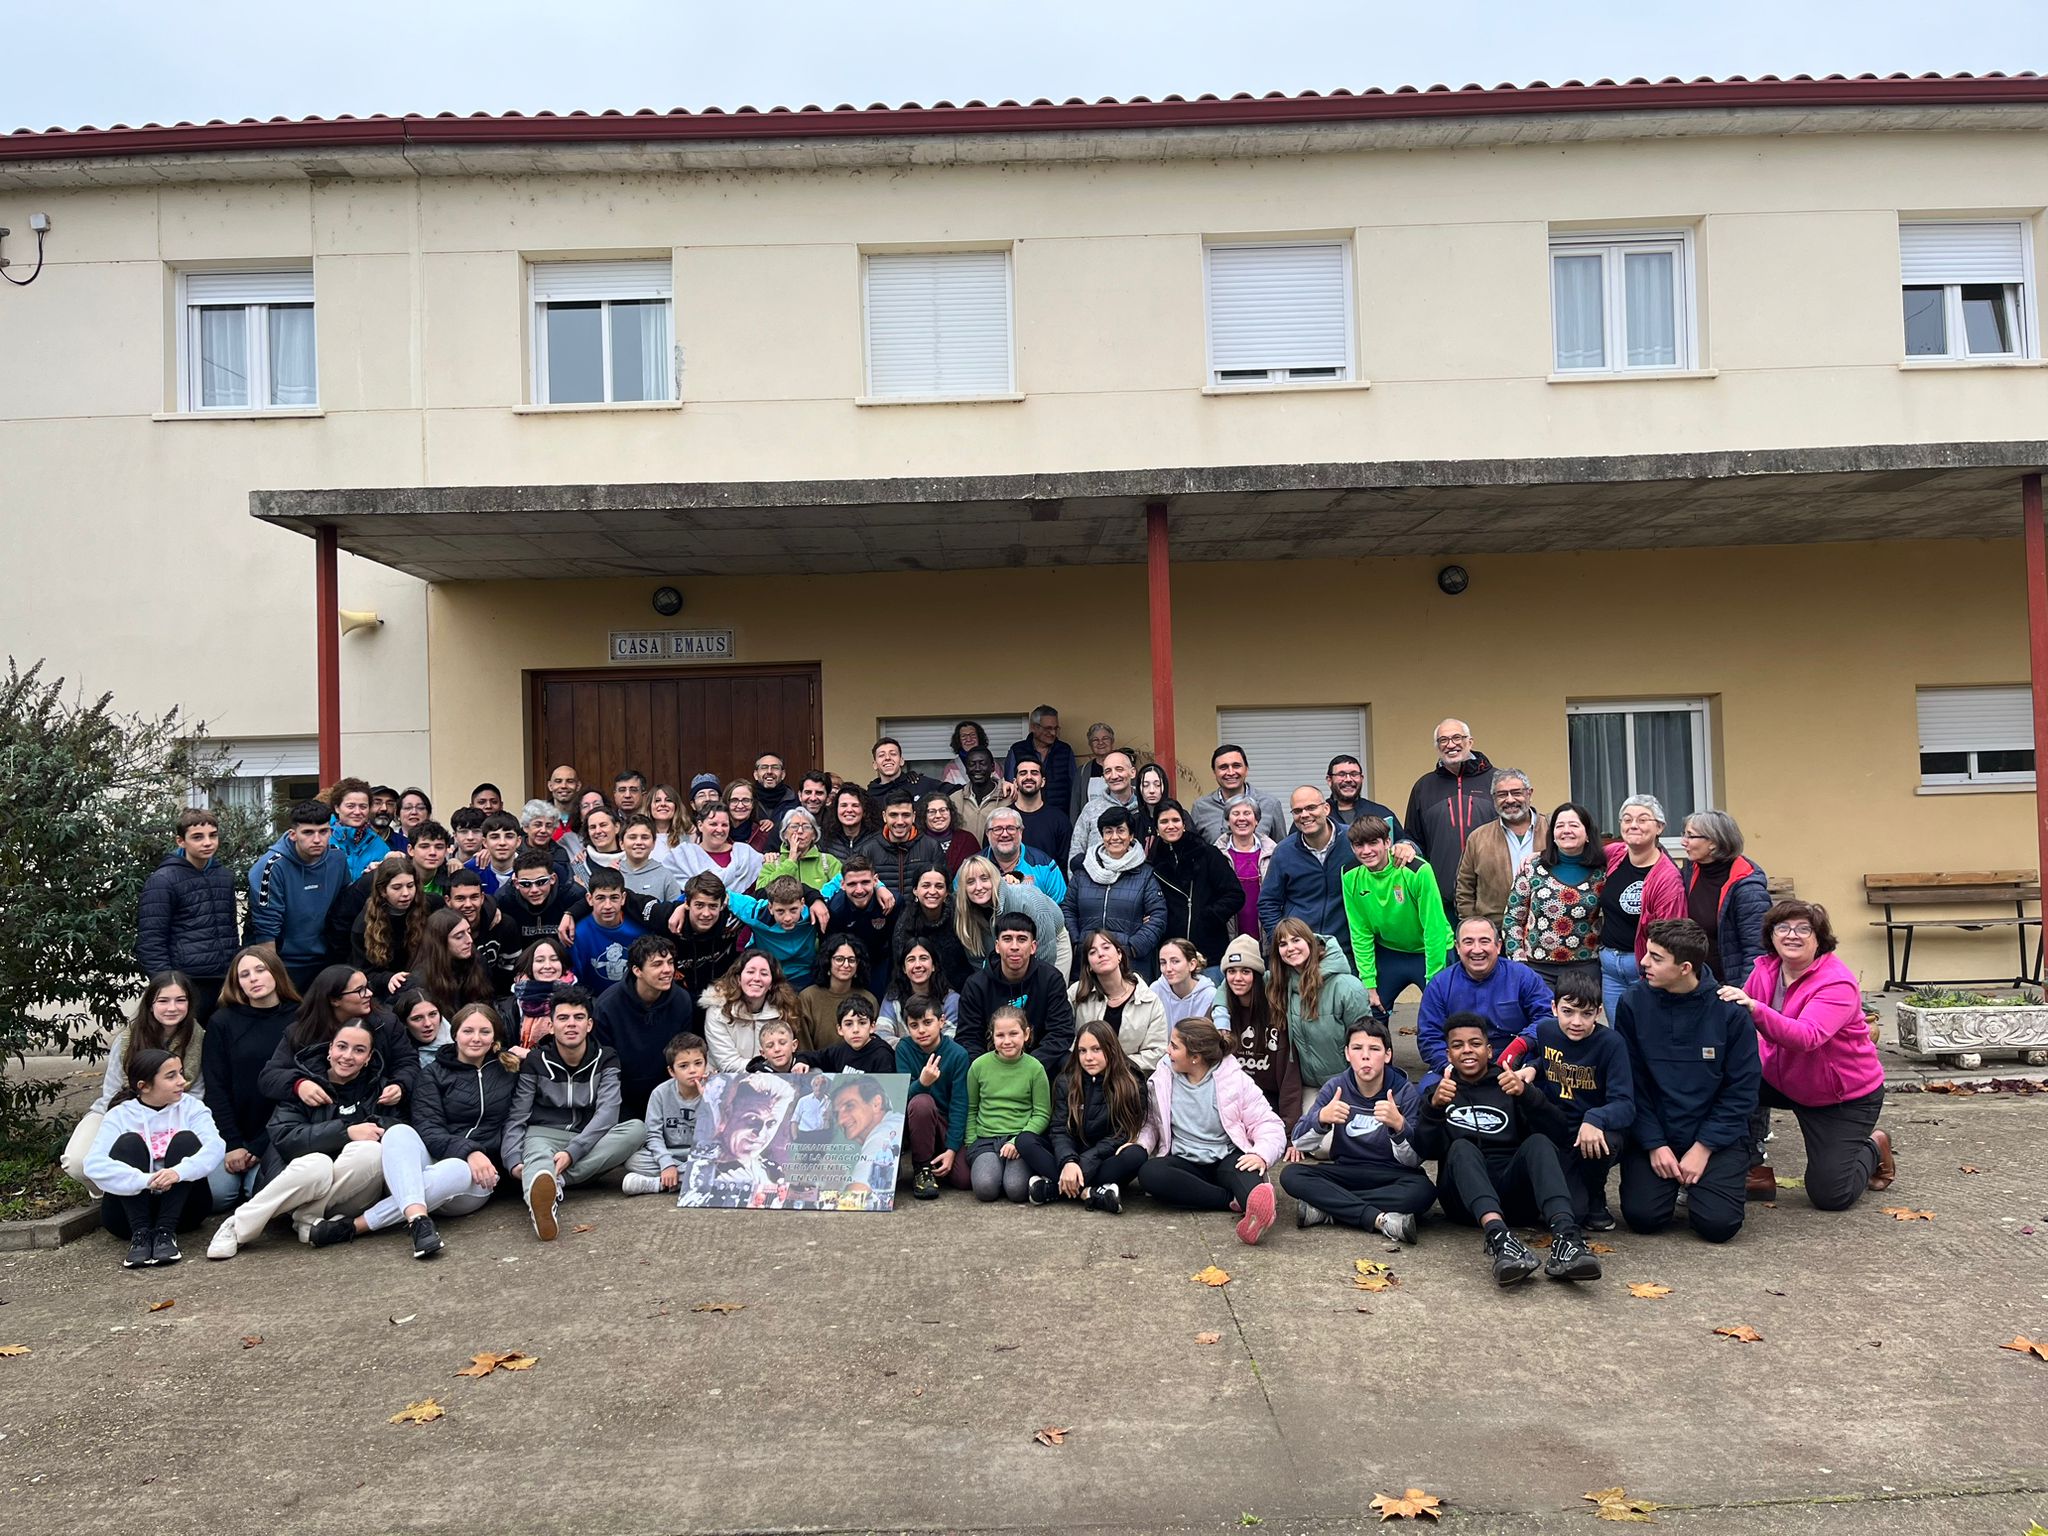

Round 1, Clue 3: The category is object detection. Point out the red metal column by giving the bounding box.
[1146,500,1177,788]
[316,524,341,789]
[2025,473,2048,889]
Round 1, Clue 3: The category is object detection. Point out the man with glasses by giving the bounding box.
[1403,719,1499,921]
[1257,786,1361,961]
[983,807,1067,903]
[1454,768,1547,928]
[1323,754,1404,836]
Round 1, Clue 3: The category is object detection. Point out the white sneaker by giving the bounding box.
[206,1222,239,1261]
[620,1173,661,1197]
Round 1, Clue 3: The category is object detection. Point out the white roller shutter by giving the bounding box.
[184,269,313,304]
[1899,223,2028,285]
[1917,686,2032,752]
[1205,242,1352,375]
[530,259,673,302]
[1215,707,1367,801]
[864,251,1013,397]
[880,715,1029,774]
[208,737,321,778]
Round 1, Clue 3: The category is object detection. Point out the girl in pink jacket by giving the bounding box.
[1138,1019,1287,1244]
[1722,899,1894,1212]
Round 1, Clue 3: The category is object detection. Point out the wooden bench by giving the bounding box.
[1864,870,2043,992]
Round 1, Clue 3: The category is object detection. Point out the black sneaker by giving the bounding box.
[911,1165,940,1200]
[150,1227,182,1266]
[408,1214,443,1260]
[1483,1224,1540,1285]
[1025,1175,1055,1205]
[123,1230,155,1269]
[1583,1205,1616,1233]
[1544,1229,1602,1281]
[1090,1182,1122,1215]
[309,1215,357,1249]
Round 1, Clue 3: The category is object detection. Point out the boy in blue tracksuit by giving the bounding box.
[1528,973,1635,1231]
[1278,1018,1435,1241]
[1615,919,1760,1245]
[729,876,822,987]
[245,799,352,990]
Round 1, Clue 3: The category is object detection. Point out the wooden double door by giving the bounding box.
[529,665,822,803]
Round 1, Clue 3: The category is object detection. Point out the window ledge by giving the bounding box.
[1916,781,2037,796]
[152,407,325,422]
[1546,369,1718,385]
[854,392,1025,407]
[512,400,683,415]
[1899,358,2046,371]
[1201,379,1371,396]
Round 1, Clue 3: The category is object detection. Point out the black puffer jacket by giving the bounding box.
[257,1009,419,1106]
[260,1043,399,1179]
[1148,835,1244,963]
[412,1042,521,1168]
[1048,1066,1144,1181]
[135,849,240,978]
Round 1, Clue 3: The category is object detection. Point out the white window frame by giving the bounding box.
[1916,685,2036,789]
[1548,230,1697,374]
[176,269,318,412]
[879,715,1029,780]
[529,259,677,406]
[187,736,322,815]
[1565,698,1712,851]
[1898,220,2036,363]
[1203,239,1356,388]
[860,249,1017,401]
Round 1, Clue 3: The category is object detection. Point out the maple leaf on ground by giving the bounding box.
[240,1335,263,1349]
[691,1301,747,1313]
[1714,1325,1765,1343]
[1355,1273,1400,1293]
[1032,1425,1071,1447]
[571,1223,594,1234]
[389,1398,445,1426]
[1195,1331,1223,1345]
[1999,1336,2048,1361]
[1627,1283,1673,1299]
[147,1299,174,1312]
[1584,1486,1664,1522]
[1880,1207,1935,1221]
[1370,1488,1443,1521]
[1192,1265,1232,1287]
[1588,1241,1616,1255]
[1354,1259,1391,1276]
[0,1344,30,1357]
[454,1350,537,1377]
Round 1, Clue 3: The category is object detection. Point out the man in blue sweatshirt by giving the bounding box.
[245,800,351,991]
[1279,1019,1434,1240]
[1614,919,1760,1245]
[1415,917,1552,1073]
[1529,973,1635,1231]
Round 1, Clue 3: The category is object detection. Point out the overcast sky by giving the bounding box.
[7,1,2044,133]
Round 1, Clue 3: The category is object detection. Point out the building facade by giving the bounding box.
[2,76,2044,982]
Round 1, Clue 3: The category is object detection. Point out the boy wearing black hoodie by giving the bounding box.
[1414,1013,1602,1286]
[796,996,898,1074]
[1615,919,1760,1245]
[1279,1019,1434,1241]
[1529,974,1636,1232]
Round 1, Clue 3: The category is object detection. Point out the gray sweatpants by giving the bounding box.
[516,1121,646,1199]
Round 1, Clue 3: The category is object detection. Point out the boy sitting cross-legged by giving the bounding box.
[1278,1019,1434,1242]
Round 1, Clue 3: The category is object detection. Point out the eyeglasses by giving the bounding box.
[344,985,376,998]
[1772,923,1815,938]
[1435,734,1470,748]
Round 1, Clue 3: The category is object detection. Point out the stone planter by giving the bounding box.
[1895,1002,2048,1070]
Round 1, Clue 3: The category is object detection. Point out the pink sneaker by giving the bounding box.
[1235,1182,1276,1245]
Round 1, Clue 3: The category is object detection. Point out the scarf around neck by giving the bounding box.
[1084,840,1147,883]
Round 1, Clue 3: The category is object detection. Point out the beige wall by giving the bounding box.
[1,125,2044,810]
[426,536,2036,988]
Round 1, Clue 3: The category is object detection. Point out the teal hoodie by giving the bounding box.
[1285,934,1371,1087]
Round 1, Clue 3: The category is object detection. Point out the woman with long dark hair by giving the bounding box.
[62,971,203,1192]
[203,944,300,1209]
[1503,800,1607,995]
[1014,1021,1147,1213]
[1069,929,1170,1076]
[351,857,430,997]
[255,963,418,1110]
[893,866,973,991]
[407,908,498,1019]
[823,785,874,864]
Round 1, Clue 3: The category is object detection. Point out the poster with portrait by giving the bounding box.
[677,1071,910,1212]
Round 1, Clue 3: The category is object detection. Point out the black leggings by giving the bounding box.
[1138,1152,1263,1211]
[100,1131,213,1239]
[1761,1082,1885,1212]
[1015,1131,1146,1191]
[1436,1136,1575,1228]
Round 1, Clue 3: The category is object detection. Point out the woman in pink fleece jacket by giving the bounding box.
[1720,899,1895,1211]
[1138,1019,1288,1244]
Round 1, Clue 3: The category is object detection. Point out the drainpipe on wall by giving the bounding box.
[1146,500,1177,789]
[2025,473,2048,899]
[316,524,340,789]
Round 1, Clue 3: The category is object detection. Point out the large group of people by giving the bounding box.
[73,708,1897,1286]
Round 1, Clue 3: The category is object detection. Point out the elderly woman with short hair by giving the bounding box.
[1680,809,1771,986]
[1597,793,1688,1019]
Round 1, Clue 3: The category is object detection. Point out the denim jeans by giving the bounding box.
[207,1158,263,1210]
[1598,946,1640,1022]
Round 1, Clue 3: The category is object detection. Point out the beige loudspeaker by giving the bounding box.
[338,609,383,636]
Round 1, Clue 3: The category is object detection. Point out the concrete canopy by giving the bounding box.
[252,441,2048,582]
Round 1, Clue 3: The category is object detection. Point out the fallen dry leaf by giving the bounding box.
[571,1223,594,1234]
[1880,1207,1936,1221]
[1584,1486,1664,1522]
[388,1398,446,1426]
[1032,1425,1071,1447]
[1354,1258,1392,1276]
[1354,1272,1401,1293]
[147,1299,174,1313]
[2000,1335,2048,1361]
[910,1385,925,1398]
[240,1335,263,1349]
[0,1345,29,1358]
[1714,1325,1765,1343]
[691,1301,747,1314]
[389,1313,417,1326]
[1524,1232,1553,1248]
[1370,1487,1443,1521]
[1192,1265,1232,1287]
[1589,1241,1616,1255]
[1627,1283,1674,1300]
[1959,1164,1981,1174]
[454,1350,537,1377]
[1397,1024,1416,1035]
[1195,1331,1223,1345]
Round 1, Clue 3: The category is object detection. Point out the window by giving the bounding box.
[1214,706,1368,800]
[1549,232,1695,373]
[1567,700,1711,839]
[1899,221,2033,361]
[189,737,321,826]
[1917,686,2035,786]
[863,251,1014,398]
[1204,241,1353,386]
[530,260,675,405]
[180,269,317,410]
[879,715,1029,781]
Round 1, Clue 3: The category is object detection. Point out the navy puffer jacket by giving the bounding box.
[136,849,241,978]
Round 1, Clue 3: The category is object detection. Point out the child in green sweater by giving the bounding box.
[1341,816,1454,1023]
[964,1005,1051,1203]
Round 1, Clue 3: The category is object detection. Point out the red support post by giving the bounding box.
[1146,500,1177,789]
[316,524,341,789]
[2025,473,2048,890]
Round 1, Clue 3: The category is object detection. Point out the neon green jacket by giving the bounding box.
[1340,860,1453,989]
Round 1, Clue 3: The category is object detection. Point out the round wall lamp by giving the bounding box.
[651,585,684,617]
[1436,565,1470,596]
